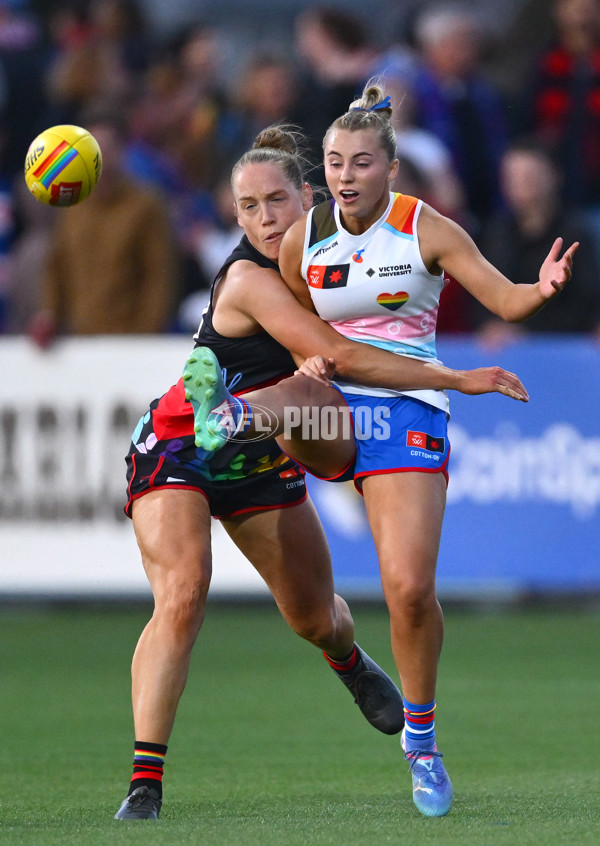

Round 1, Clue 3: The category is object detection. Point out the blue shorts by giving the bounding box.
[324,392,450,492]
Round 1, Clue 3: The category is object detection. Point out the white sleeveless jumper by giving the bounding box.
[301,192,449,413]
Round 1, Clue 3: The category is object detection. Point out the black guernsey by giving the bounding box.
[193,235,296,394]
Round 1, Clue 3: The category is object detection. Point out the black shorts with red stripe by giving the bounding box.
[125,379,306,520]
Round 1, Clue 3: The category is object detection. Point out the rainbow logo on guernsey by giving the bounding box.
[33,141,79,189]
[376,291,409,311]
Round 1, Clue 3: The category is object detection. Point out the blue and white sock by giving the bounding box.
[403,698,436,753]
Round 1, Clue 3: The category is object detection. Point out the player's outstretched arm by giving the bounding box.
[228,263,526,396]
[295,355,529,402]
[417,208,579,324]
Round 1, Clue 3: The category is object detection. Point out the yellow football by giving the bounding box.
[24,124,102,207]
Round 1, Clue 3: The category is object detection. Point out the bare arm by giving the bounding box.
[217,260,528,401]
[295,353,527,400]
[278,216,317,312]
[418,205,578,322]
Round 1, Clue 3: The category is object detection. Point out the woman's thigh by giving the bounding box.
[222,496,336,615]
[247,374,357,479]
[361,471,447,595]
[131,488,213,600]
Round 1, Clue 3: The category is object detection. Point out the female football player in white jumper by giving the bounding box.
[187,82,577,817]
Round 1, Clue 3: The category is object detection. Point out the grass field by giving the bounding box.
[0,601,598,845]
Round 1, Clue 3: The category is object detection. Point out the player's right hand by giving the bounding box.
[295,355,337,386]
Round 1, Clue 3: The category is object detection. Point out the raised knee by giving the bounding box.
[281,372,330,407]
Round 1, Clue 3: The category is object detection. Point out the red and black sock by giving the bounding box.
[323,644,359,674]
[128,741,167,798]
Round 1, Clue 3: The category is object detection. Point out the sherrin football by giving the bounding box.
[24,124,102,207]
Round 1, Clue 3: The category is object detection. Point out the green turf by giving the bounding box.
[0,602,598,845]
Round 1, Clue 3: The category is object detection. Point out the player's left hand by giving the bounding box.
[458,366,529,401]
[538,237,579,299]
[295,355,336,385]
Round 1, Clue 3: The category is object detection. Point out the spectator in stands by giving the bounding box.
[483,0,554,106]
[187,176,241,284]
[393,81,466,221]
[473,138,600,345]
[0,127,17,329]
[294,6,376,151]
[0,0,47,175]
[43,0,91,54]
[410,2,508,231]
[174,177,243,334]
[45,0,150,125]
[174,173,251,335]
[293,6,415,170]
[217,52,301,166]
[27,108,180,346]
[3,176,55,334]
[128,23,227,194]
[512,0,600,217]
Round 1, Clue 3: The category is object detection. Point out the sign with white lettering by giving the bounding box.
[0,336,598,597]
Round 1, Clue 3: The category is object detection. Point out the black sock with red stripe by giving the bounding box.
[127,741,167,797]
[323,644,360,674]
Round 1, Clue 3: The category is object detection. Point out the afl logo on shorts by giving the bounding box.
[407,430,445,453]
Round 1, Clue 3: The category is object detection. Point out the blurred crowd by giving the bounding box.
[1,0,600,346]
